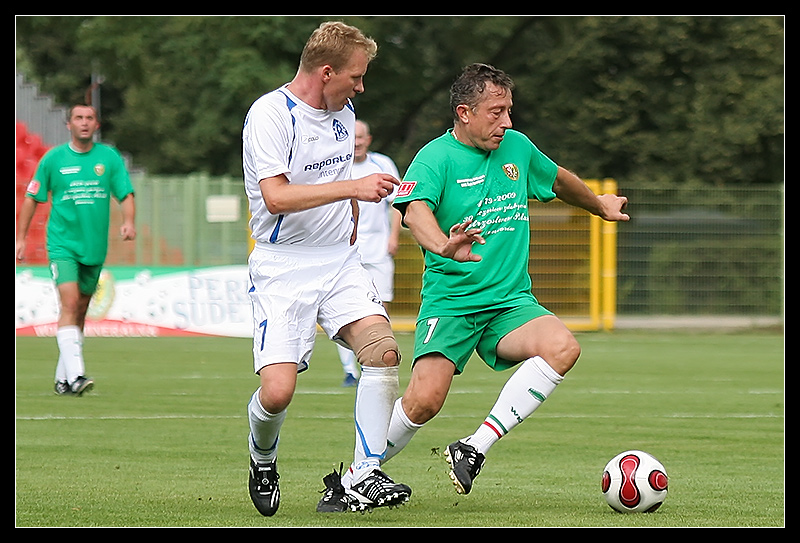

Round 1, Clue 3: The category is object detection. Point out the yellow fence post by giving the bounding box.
[588,181,602,331]
[601,179,618,330]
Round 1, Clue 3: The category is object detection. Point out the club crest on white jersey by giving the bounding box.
[333,118,349,142]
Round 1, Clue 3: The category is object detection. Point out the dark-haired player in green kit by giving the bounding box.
[16,104,136,396]
[387,63,630,495]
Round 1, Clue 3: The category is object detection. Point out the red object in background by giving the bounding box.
[16,122,51,264]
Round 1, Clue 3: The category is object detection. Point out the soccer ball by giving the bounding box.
[601,450,668,513]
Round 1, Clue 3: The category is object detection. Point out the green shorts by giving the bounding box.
[50,259,103,295]
[413,303,553,374]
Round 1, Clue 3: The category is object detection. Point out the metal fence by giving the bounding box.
[101,176,783,320]
[616,184,783,316]
[119,173,251,267]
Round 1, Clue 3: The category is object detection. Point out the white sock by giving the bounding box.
[56,325,84,384]
[350,365,398,484]
[247,388,286,463]
[337,344,360,378]
[56,329,84,383]
[384,397,424,463]
[342,395,418,489]
[465,356,563,455]
[55,351,67,383]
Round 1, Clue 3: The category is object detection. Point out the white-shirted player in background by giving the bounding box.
[242,21,411,516]
[337,120,402,387]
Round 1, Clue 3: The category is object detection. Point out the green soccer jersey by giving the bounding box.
[27,142,134,266]
[394,129,558,318]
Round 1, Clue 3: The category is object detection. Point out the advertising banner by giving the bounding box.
[15,266,252,337]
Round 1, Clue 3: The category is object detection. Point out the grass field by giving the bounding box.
[15,330,784,527]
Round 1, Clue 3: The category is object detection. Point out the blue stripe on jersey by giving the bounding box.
[265,90,297,244]
[269,214,284,243]
[282,91,298,165]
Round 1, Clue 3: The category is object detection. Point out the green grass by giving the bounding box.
[15,330,784,527]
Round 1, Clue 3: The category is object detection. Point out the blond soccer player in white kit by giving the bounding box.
[337,120,402,386]
[242,21,411,516]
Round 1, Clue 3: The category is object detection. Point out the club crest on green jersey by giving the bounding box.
[503,163,519,181]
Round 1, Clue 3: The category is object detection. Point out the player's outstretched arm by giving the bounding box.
[552,167,629,222]
[259,173,399,214]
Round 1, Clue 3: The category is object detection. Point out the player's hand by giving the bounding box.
[598,194,630,222]
[15,240,26,262]
[355,173,399,203]
[120,223,136,241]
[442,219,485,262]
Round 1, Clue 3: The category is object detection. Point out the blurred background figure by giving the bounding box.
[15,104,136,396]
[337,120,402,386]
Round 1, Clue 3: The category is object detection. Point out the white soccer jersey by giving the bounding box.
[351,152,400,264]
[243,85,356,247]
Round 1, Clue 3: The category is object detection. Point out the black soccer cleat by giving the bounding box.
[348,469,411,511]
[248,457,280,516]
[316,463,361,513]
[70,376,94,396]
[444,441,485,495]
[54,381,71,395]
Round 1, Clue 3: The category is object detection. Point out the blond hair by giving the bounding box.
[299,21,378,73]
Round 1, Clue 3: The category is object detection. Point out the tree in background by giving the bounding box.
[16,16,783,186]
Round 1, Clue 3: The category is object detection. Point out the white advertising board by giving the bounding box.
[15,266,252,337]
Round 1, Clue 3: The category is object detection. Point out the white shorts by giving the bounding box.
[362,256,394,303]
[248,241,387,373]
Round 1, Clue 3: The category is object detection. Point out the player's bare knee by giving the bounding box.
[258,386,292,413]
[352,322,401,368]
[554,335,581,374]
[539,332,581,375]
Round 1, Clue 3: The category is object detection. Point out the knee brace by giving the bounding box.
[351,322,400,367]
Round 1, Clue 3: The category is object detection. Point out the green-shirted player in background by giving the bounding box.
[16,104,136,396]
[387,63,630,495]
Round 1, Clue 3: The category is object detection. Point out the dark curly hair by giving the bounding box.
[449,63,515,120]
